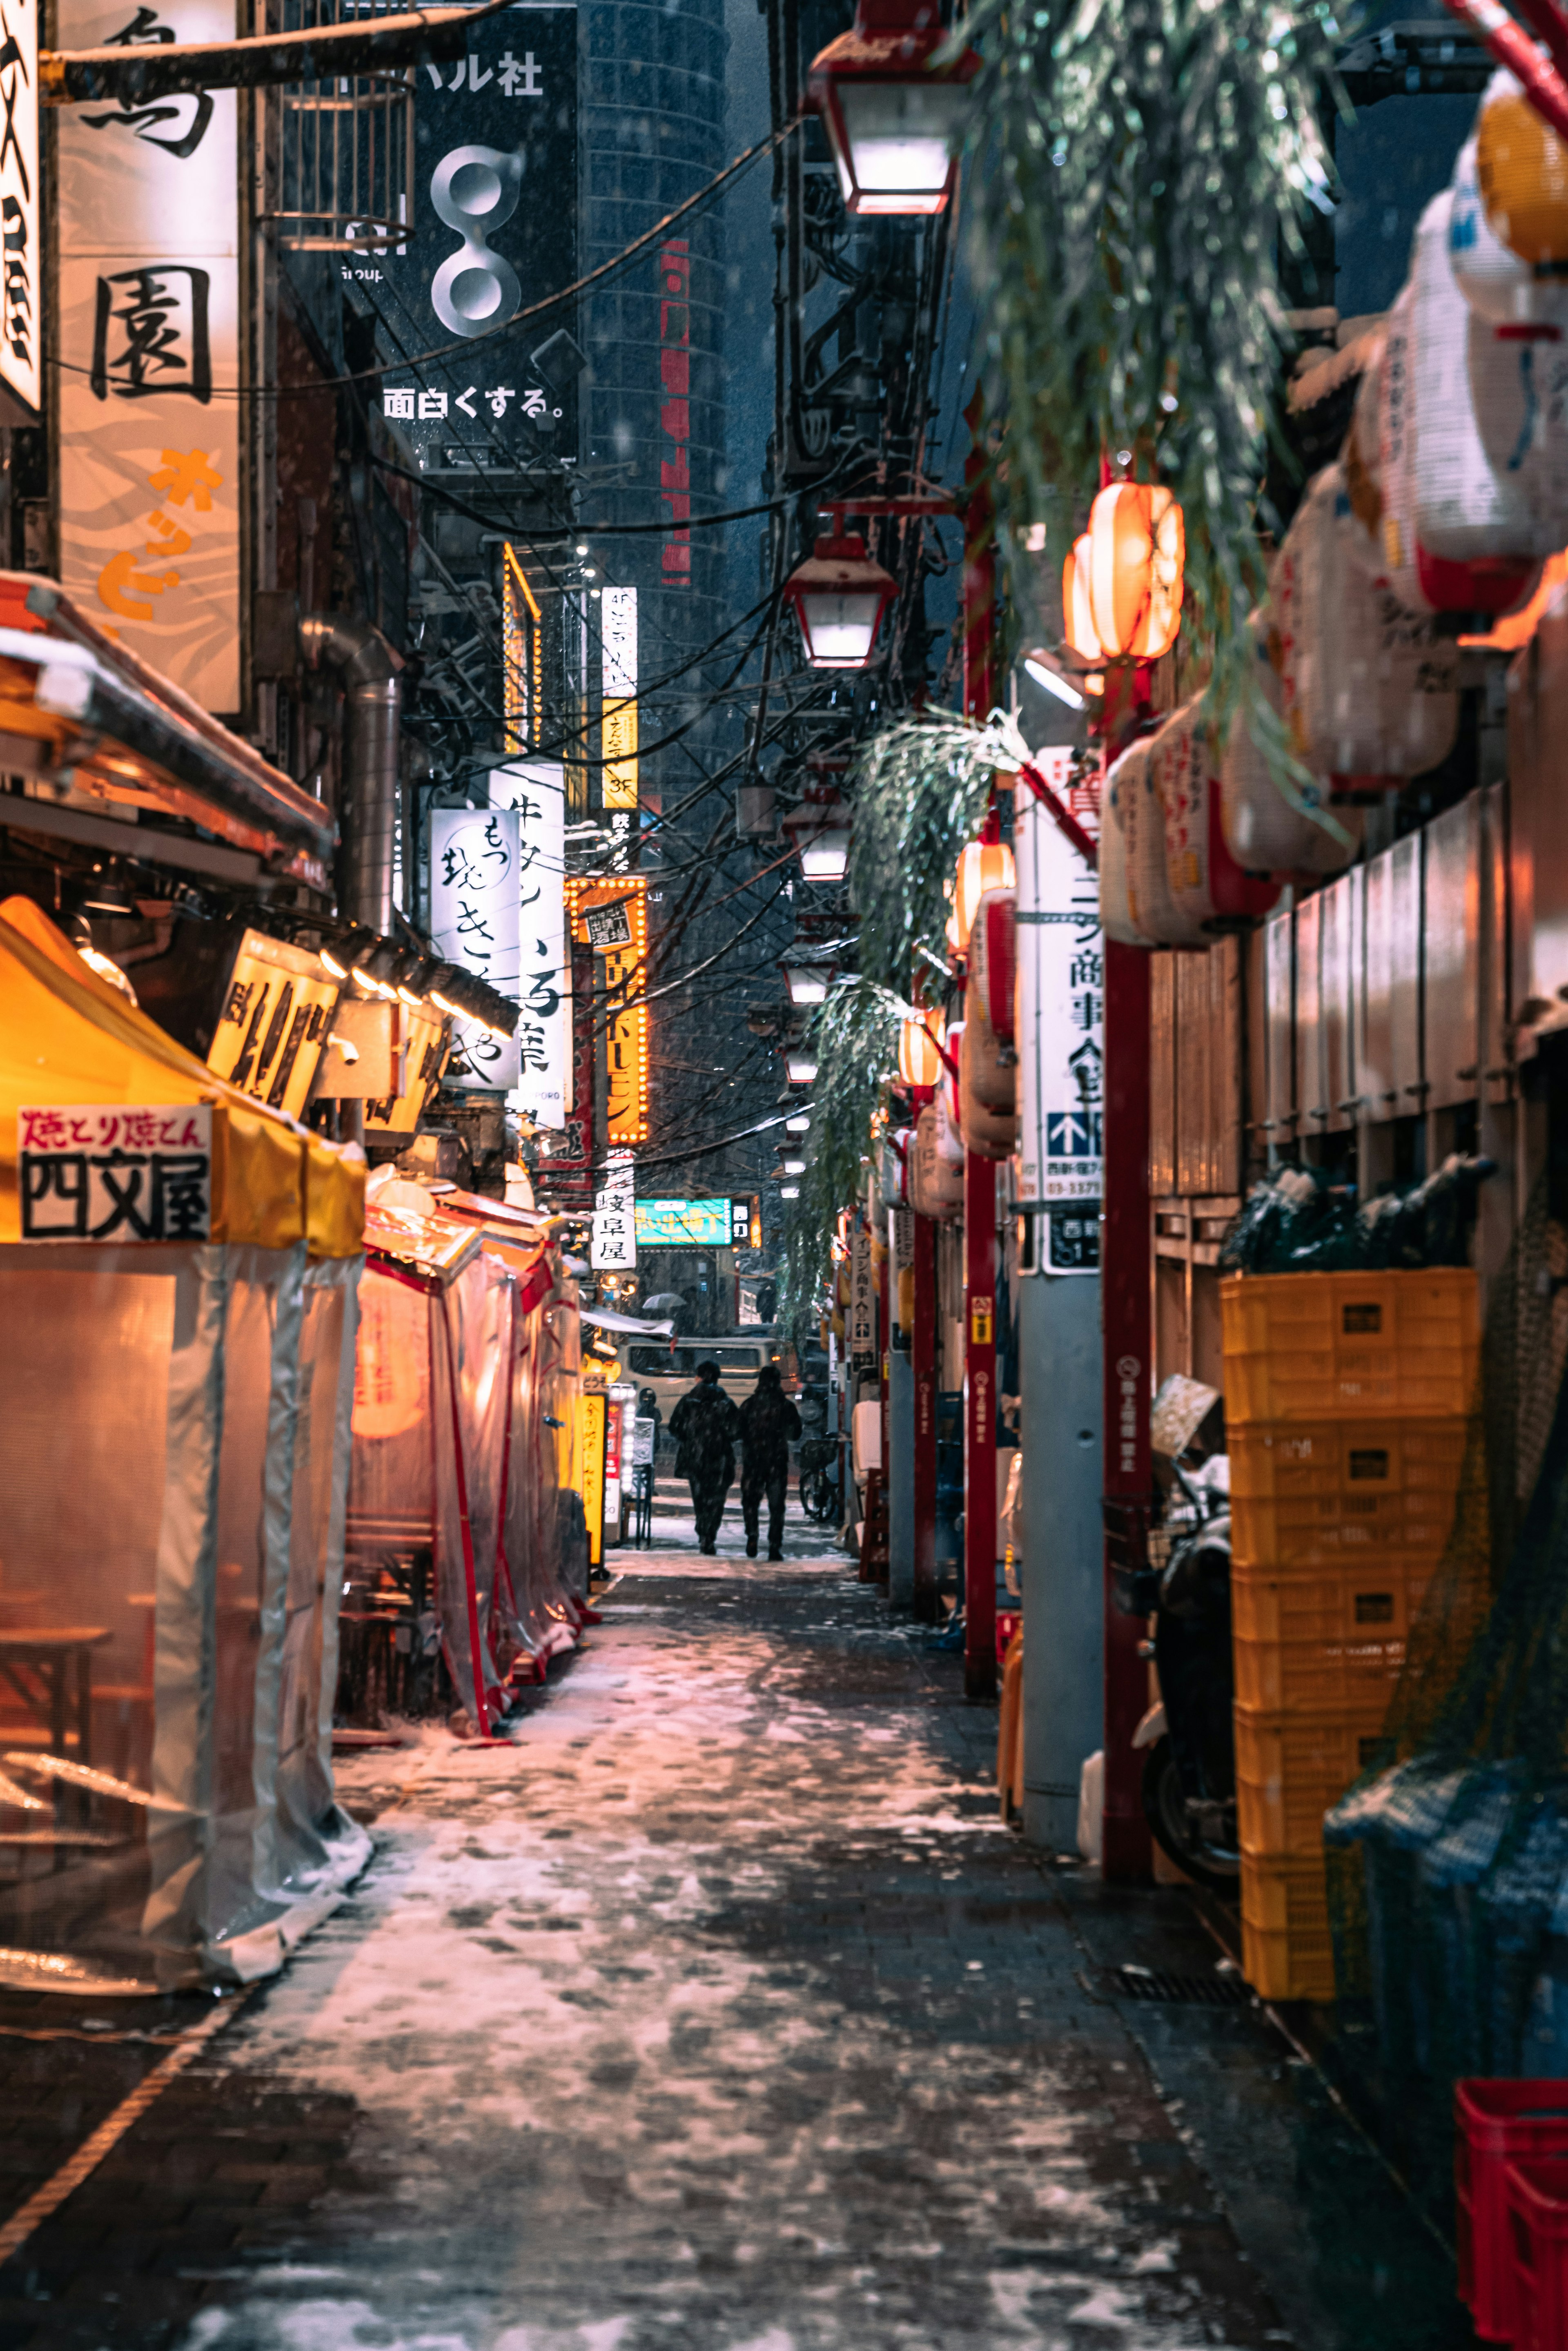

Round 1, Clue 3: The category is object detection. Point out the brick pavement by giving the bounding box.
[0,1549,1467,2350]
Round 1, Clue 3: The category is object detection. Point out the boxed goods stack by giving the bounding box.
[1221,1268,1478,1998]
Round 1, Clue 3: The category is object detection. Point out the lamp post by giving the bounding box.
[782,533,900,670]
[807,0,978,218]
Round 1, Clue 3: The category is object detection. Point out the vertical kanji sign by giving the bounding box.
[490,760,568,1128]
[0,0,39,419]
[431,806,521,1092]
[55,0,239,706]
[1015,752,1104,1272]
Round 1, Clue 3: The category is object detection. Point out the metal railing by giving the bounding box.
[264,0,414,252]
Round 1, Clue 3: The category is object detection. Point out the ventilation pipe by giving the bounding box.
[299,615,401,931]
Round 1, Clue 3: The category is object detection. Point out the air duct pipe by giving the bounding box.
[299,615,401,931]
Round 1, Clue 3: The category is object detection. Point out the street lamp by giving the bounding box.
[782,957,835,1005]
[807,0,978,218]
[782,789,853,882]
[785,1051,820,1083]
[782,532,898,669]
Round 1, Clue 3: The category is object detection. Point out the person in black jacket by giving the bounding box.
[737,1364,802,1560]
[668,1362,741,1553]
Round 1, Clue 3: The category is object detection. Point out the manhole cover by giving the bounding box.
[1105,1962,1252,2008]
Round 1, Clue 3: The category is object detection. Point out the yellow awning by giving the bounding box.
[0,898,363,1255]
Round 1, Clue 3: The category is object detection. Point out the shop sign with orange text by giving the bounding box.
[55,0,239,708]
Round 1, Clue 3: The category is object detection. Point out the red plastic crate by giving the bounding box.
[1507,2161,1568,2351]
[1455,2081,1568,2339]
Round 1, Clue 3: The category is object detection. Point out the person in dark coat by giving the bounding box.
[737,1364,802,1560]
[668,1362,740,1554]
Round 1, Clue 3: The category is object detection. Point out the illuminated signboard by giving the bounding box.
[635,1197,730,1246]
[0,0,39,418]
[566,875,648,1144]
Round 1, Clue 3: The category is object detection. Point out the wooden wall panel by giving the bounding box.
[1150,952,1176,1196]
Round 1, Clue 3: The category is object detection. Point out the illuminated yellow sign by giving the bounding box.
[502,546,543,754]
[566,876,649,1146]
[601,698,639,809]
[365,1005,451,1137]
[579,1389,606,1568]
[207,929,340,1121]
[601,586,638,810]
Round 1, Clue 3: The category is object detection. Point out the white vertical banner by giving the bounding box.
[1016,753,1103,1271]
[431,806,521,1092]
[0,0,40,418]
[56,0,240,706]
[592,1148,636,1270]
[490,760,568,1127]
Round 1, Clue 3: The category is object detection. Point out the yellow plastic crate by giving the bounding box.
[1234,1702,1390,1856]
[1229,1418,1468,1569]
[1221,1269,1478,1425]
[1233,1631,1406,1715]
[1232,1558,1435,1649]
[1241,1852,1337,2001]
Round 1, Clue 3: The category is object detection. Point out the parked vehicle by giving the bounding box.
[797,1435,842,1525]
[1122,1457,1240,1894]
[611,1333,784,1423]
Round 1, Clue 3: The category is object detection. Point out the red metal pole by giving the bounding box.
[911,1210,938,1622]
[1101,939,1154,1880]
[963,1154,998,1700]
[960,389,998,1699]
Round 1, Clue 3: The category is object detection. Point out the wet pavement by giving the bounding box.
[0,1517,1472,2350]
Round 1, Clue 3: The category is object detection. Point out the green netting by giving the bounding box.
[1325,1179,1568,2213]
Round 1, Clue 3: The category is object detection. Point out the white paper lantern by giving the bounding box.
[1274,461,1459,781]
[1219,633,1364,878]
[1098,738,1147,947]
[1379,189,1560,610]
[1147,703,1281,939]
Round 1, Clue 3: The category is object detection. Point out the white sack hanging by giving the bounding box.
[911,1102,963,1218]
[959,1015,1018,1159]
[1220,664,1364,879]
[969,887,1017,1045]
[1379,189,1557,611]
[934,1068,966,1168]
[1099,738,1149,946]
[1147,703,1282,939]
[1274,462,1459,782]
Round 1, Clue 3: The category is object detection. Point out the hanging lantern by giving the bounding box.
[783,533,899,668]
[781,789,853,881]
[1061,531,1105,663]
[1476,66,1568,266]
[782,955,834,1005]
[1087,483,1186,661]
[898,1008,942,1087]
[807,0,978,219]
[951,837,1016,951]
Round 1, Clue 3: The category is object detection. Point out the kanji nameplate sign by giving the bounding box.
[18,1105,212,1241]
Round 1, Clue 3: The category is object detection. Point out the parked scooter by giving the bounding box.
[1124,1456,1240,1894]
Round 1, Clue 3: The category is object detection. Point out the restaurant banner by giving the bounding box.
[431,805,521,1091]
[56,0,240,707]
[490,759,568,1127]
[1015,750,1103,1271]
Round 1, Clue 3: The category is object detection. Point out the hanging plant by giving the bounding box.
[777,710,1030,1329]
[956,0,1342,696]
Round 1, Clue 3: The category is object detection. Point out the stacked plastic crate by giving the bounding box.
[1221,1269,1479,1999]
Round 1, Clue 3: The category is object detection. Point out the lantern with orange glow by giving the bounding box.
[1061,531,1105,663]
[1085,482,1185,660]
[897,1007,943,1088]
[949,837,1016,955]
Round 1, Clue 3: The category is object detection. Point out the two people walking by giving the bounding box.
[669,1361,802,1558]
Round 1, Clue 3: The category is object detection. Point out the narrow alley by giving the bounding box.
[3,1531,1461,2351]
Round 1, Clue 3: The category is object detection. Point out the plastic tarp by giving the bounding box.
[344,1221,583,1729]
[0,897,366,1992]
[0,1241,368,1992]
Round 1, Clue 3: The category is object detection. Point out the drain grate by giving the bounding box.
[1105,1961,1253,2008]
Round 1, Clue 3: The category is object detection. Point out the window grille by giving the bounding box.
[265,0,415,253]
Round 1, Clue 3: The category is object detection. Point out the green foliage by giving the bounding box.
[777,711,1023,1329]
[845,711,1005,990]
[956,0,1343,694]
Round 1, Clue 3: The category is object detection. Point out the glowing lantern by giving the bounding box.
[1062,532,1105,663]
[898,1008,942,1087]
[951,837,1016,952]
[807,0,978,219]
[1476,69,1568,264]
[1087,483,1185,661]
[783,533,899,668]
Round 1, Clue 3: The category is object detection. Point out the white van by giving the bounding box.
[613,1333,783,1426]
